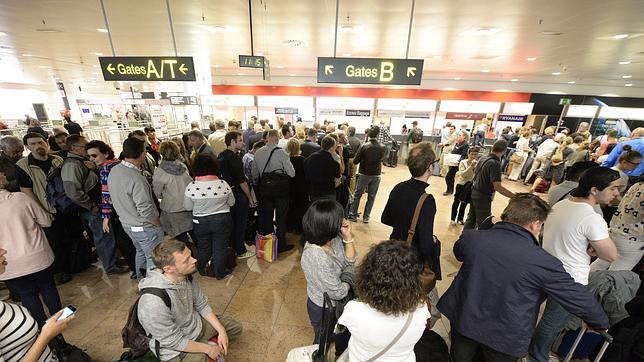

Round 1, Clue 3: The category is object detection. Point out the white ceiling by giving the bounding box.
[1,0,643,96]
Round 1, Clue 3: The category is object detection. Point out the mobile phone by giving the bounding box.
[57,305,77,320]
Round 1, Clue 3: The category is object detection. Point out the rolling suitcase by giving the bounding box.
[560,327,613,362]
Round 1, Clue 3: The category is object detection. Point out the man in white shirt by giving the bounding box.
[529,167,620,362]
[207,120,227,155]
[277,125,292,149]
[524,132,564,184]
[440,122,454,144]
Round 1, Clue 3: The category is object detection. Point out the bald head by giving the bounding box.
[266,129,279,144]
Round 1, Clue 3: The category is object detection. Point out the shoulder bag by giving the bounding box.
[365,312,414,362]
[407,194,437,293]
[258,147,290,197]
[456,156,493,204]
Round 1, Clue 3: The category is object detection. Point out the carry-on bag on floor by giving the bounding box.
[559,327,613,362]
[286,293,335,362]
[255,232,278,263]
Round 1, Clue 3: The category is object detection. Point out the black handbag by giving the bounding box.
[455,181,472,203]
[258,147,290,197]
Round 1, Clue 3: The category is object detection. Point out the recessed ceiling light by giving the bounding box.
[237,72,244,76]
[22,53,32,57]
[540,31,563,36]
[463,28,501,36]
[619,61,631,65]
[453,77,461,80]
[339,25,355,33]
[625,83,633,87]
[622,75,632,78]
[0,32,6,36]
[96,28,108,33]
[480,69,490,73]
[552,72,561,75]
[526,57,537,61]
[276,65,285,69]
[283,39,307,47]
[94,52,103,56]
[612,34,629,39]
[510,79,519,82]
[207,25,229,33]
[567,81,576,84]
[289,73,296,77]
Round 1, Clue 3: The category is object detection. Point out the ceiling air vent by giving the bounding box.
[283,39,307,47]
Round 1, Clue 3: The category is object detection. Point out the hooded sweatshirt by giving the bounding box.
[137,270,213,361]
[152,161,193,213]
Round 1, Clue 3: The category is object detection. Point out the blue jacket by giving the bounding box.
[437,222,609,357]
[601,138,643,176]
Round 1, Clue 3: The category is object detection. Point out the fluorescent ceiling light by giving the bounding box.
[600,93,620,97]
[541,31,563,36]
[237,72,244,76]
[619,61,631,65]
[0,32,6,36]
[552,72,561,75]
[276,65,285,69]
[526,57,537,61]
[547,91,567,95]
[453,77,461,80]
[22,53,32,57]
[212,65,220,68]
[96,28,108,33]
[612,34,629,39]
[432,55,443,59]
[94,52,103,56]
[463,28,501,36]
[289,73,296,76]
[625,83,633,87]
[511,79,519,82]
[207,26,229,33]
[480,69,490,73]
[622,75,632,78]
[567,81,576,84]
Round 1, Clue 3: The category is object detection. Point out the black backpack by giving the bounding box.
[411,128,424,143]
[120,288,171,360]
[46,158,90,214]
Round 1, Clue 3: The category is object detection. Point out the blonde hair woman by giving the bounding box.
[509,128,531,181]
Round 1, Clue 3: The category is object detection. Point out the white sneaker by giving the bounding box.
[237,250,256,259]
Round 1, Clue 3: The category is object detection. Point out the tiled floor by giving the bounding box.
[59,165,532,361]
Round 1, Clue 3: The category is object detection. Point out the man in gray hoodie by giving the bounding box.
[138,239,242,361]
[108,137,164,279]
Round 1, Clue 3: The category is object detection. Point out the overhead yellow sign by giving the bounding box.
[98,56,196,81]
[317,57,424,85]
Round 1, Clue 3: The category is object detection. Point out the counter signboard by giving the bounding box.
[275,107,299,114]
[99,56,196,81]
[497,114,527,122]
[317,57,424,85]
[170,96,198,106]
[346,109,371,117]
[445,112,487,120]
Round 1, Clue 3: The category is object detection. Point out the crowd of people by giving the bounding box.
[0,114,642,361]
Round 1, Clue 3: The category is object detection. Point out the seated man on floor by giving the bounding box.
[138,239,242,361]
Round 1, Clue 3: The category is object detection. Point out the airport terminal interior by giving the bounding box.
[0,0,643,361]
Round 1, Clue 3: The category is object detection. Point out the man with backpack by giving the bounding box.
[61,135,127,275]
[135,239,242,361]
[16,132,75,283]
[407,120,424,146]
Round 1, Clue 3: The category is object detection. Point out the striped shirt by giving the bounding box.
[0,302,56,361]
[99,159,121,219]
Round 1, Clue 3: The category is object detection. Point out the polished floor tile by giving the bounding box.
[55,164,532,361]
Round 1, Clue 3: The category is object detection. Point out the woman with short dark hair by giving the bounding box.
[338,239,430,361]
[300,199,356,351]
[183,154,235,279]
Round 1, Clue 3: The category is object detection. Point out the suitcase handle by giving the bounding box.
[563,327,613,362]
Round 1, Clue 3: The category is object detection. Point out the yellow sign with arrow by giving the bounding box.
[99,56,196,81]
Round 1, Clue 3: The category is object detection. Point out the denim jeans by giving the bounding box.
[230,188,249,256]
[192,213,232,278]
[124,224,165,279]
[349,174,381,219]
[4,265,62,326]
[529,298,574,362]
[80,210,117,272]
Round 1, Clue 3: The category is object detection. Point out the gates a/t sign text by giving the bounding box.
[99,56,196,81]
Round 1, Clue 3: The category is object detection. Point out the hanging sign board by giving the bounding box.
[318,109,345,116]
[405,111,432,118]
[275,107,299,115]
[497,114,527,122]
[445,112,487,120]
[239,55,265,68]
[317,57,424,85]
[346,109,371,117]
[169,96,198,106]
[99,56,196,81]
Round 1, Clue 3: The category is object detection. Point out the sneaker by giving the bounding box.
[107,265,130,275]
[442,191,452,196]
[450,220,456,225]
[237,250,256,260]
[363,217,370,224]
[215,269,233,280]
[347,215,358,222]
[457,220,465,225]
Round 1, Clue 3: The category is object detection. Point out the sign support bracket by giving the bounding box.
[165,0,178,56]
[248,0,255,56]
[98,0,116,56]
[333,0,339,58]
[405,0,416,59]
